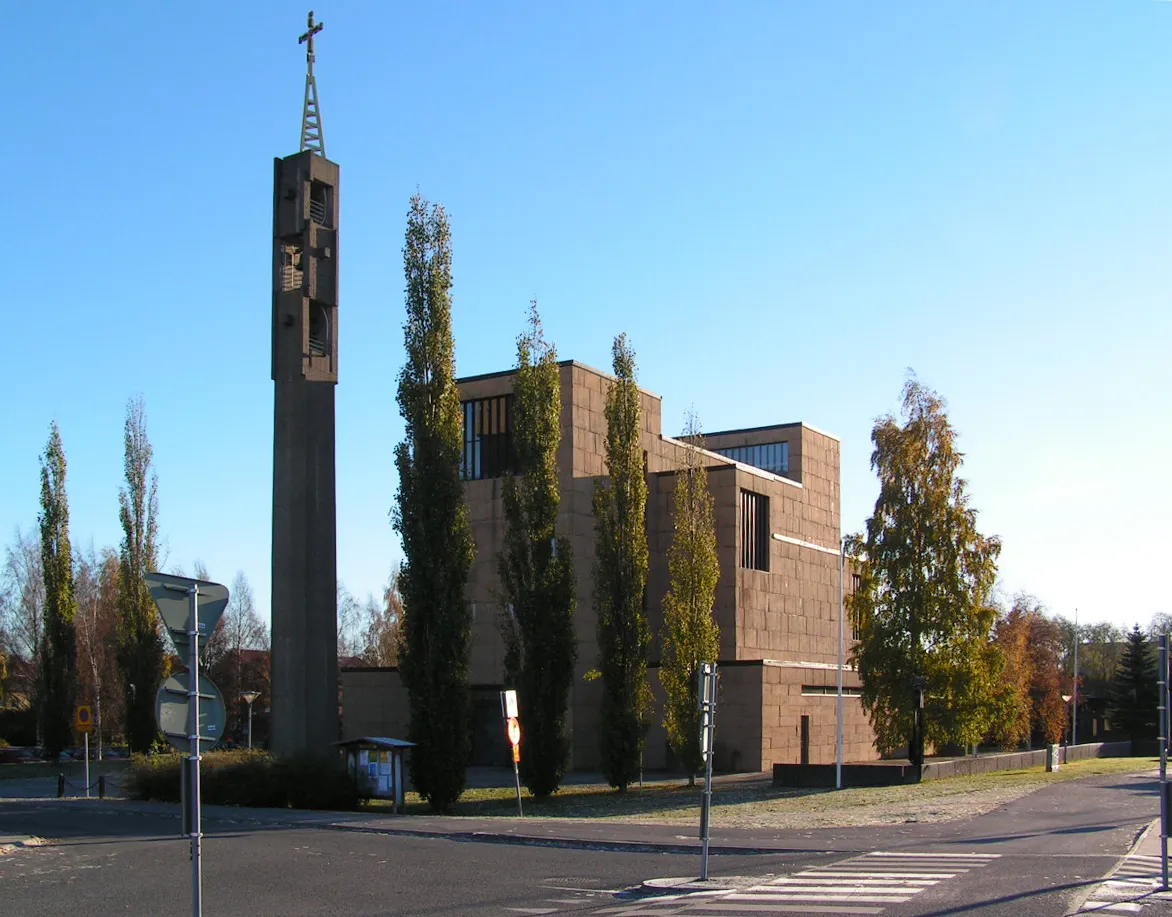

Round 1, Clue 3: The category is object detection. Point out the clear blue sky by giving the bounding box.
[3,1,1168,632]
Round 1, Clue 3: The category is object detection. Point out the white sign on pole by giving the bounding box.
[501,689,518,719]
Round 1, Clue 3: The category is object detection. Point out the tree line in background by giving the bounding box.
[0,397,401,758]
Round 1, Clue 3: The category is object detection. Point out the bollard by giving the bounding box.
[98,775,106,799]
[57,774,65,798]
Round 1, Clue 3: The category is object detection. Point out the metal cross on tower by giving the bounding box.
[299,10,326,157]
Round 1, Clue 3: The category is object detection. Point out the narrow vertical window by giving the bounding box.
[459,395,516,480]
[740,490,769,571]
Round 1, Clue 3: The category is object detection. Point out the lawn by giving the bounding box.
[374,756,1161,829]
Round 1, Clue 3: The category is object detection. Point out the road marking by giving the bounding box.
[1079,854,1172,913]
[574,850,999,917]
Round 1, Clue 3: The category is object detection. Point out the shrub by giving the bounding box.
[128,749,360,810]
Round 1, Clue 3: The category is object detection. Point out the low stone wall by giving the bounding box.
[1062,740,1132,763]
[773,741,1134,787]
[921,750,1043,779]
[773,762,919,788]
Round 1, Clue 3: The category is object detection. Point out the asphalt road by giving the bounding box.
[1,771,1169,917]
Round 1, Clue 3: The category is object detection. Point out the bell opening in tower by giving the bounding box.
[309,181,332,227]
[308,301,330,357]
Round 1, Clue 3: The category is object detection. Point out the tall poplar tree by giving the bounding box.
[393,194,475,813]
[116,396,163,754]
[592,334,651,790]
[498,303,576,797]
[39,422,77,760]
[659,413,720,783]
[847,376,1003,755]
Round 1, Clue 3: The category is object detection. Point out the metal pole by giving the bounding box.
[188,583,202,917]
[1160,634,1168,889]
[512,756,523,817]
[84,732,90,799]
[1072,608,1079,748]
[700,664,717,882]
[247,702,253,750]
[836,540,845,790]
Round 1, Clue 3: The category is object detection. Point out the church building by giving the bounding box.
[342,359,880,773]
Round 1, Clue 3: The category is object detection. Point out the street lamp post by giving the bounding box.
[1072,607,1079,748]
[240,691,260,749]
[773,532,847,789]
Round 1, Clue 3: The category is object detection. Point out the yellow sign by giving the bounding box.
[512,744,520,764]
[75,705,93,732]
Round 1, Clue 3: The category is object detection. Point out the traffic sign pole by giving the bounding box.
[501,691,523,817]
[697,662,718,882]
[84,732,90,799]
[189,581,202,917]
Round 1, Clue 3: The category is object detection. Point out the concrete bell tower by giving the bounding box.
[271,10,339,758]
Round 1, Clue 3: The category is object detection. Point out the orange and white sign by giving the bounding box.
[507,717,521,747]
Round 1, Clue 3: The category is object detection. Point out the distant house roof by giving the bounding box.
[335,736,416,750]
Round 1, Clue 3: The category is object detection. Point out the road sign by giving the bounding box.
[145,572,229,658]
[154,672,227,753]
[75,705,93,732]
[507,717,521,747]
[501,689,518,719]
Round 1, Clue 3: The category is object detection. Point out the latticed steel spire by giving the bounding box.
[299,11,326,156]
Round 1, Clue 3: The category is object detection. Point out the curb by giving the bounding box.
[1127,817,1160,857]
[323,822,796,856]
[0,837,47,855]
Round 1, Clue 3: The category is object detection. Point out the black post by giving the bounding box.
[57,773,65,798]
[909,676,927,775]
[98,775,106,799]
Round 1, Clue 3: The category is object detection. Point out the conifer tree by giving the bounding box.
[1109,625,1158,741]
[498,303,576,797]
[39,422,77,760]
[847,376,1003,755]
[116,396,163,754]
[659,412,720,783]
[393,194,475,813]
[592,334,651,790]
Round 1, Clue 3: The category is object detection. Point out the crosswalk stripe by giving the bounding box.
[796,870,956,879]
[862,852,998,859]
[771,877,939,885]
[682,907,884,915]
[725,893,913,903]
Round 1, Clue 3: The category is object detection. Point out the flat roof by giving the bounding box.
[457,358,835,440]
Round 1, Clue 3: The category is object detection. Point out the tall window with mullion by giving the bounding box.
[461,395,516,480]
[740,490,770,571]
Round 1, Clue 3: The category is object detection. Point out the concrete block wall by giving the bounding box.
[759,661,876,767]
[340,668,409,741]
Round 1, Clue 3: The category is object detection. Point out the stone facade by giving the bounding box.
[342,359,879,772]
